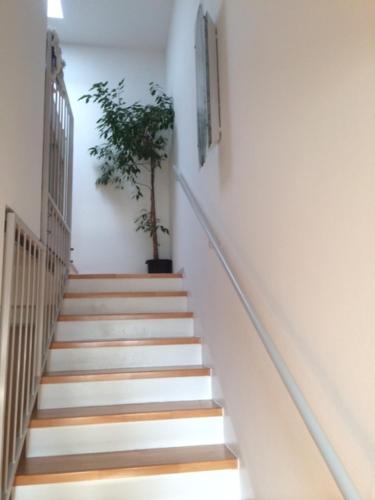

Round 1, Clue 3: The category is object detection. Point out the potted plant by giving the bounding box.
[79,80,174,273]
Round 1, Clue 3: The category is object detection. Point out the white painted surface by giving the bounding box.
[61,44,171,273]
[13,469,240,500]
[39,376,212,409]
[27,416,223,457]
[0,0,46,293]
[62,296,188,315]
[167,1,375,499]
[47,344,201,371]
[66,277,183,293]
[49,0,174,50]
[55,317,194,340]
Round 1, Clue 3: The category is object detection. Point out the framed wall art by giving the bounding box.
[195,5,221,167]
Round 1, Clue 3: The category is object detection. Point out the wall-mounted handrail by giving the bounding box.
[173,166,361,500]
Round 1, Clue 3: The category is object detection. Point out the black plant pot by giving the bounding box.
[146,259,173,274]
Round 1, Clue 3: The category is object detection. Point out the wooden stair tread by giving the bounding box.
[64,291,188,299]
[42,365,211,383]
[30,400,223,427]
[58,312,193,322]
[68,273,183,280]
[50,337,200,349]
[15,445,237,485]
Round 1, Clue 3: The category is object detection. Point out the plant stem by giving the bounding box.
[150,159,159,260]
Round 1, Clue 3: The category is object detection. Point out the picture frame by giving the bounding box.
[195,5,221,167]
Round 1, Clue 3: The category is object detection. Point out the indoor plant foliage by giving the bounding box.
[79,80,174,272]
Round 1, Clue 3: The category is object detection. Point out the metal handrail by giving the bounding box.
[173,166,361,500]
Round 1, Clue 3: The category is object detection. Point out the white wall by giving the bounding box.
[0,0,47,291]
[167,1,375,499]
[62,44,171,273]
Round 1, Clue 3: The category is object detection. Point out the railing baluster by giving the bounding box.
[35,247,45,383]
[0,214,16,497]
[26,240,37,415]
[12,228,27,462]
[19,234,31,436]
[4,224,19,489]
[27,245,39,398]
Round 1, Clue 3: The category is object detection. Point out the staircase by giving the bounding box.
[13,273,240,500]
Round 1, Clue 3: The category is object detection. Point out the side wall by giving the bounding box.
[167,1,375,499]
[62,44,171,273]
[0,0,47,293]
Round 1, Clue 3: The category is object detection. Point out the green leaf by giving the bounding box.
[79,78,173,250]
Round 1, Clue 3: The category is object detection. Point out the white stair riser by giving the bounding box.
[26,417,224,457]
[62,297,188,315]
[39,377,212,409]
[13,469,240,500]
[55,318,194,341]
[47,345,202,371]
[66,278,184,293]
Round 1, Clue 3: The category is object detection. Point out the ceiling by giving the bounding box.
[48,0,175,50]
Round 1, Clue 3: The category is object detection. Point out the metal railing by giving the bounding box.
[0,214,44,499]
[0,210,70,499]
[41,30,74,241]
[0,30,73,500]
[42,198,71,356]
[173,166,361,500]
[47,79,73,227]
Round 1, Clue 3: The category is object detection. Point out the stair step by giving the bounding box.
[55,315,194,341]
[64,291,188,298]
[58,312,193,322]
[26,401,224,457]
[68,273,184,279]
[39,362,211,409]
[14,271,240,498]
[62,292,189,315]
[66,274,184,294]
[15,445,237,486]
[31,400,223,427]
[50,337,200,349]
[14,471,240,500]
[47,337,202,371]
[42,366,210,384]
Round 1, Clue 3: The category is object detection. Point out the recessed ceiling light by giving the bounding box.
[48,0,64,19]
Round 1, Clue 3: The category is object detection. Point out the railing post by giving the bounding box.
[0,213,16,499]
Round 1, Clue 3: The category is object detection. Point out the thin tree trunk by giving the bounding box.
[150,160,159,260]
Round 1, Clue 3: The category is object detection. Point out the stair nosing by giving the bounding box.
[15,445,237,486]
[50,337,201,349]
[68,273,183,280]
[63,291,188,299]
[58,312,194,322]
[41,366,211,384]
[15,460,236,485]
[30,401,223,428]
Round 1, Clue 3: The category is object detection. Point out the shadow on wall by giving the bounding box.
[216,1,234,191]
